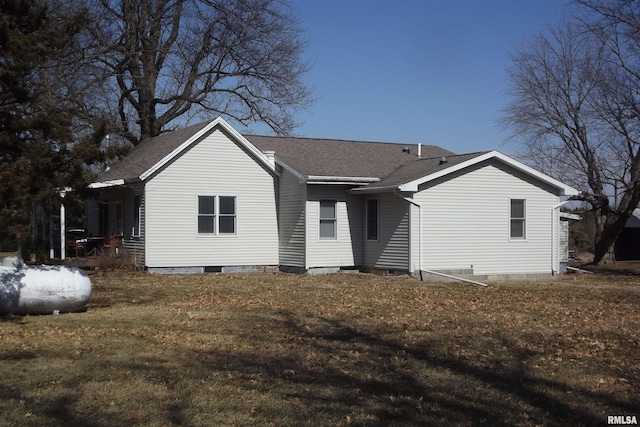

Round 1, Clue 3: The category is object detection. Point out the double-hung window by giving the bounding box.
[319,200,337,239]
[510,199,526,239]
[366,199,379,241]
[198,196,236,235]
[218,196,236,234]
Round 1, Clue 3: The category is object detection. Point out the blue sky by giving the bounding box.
[247,0,573,155]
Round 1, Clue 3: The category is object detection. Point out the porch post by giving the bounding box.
[60,190,66,260]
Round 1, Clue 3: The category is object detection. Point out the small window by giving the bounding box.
[366,199,379,240]
[198,196,216,234]
[510,199,526,239]
[218,196,236,234]
[319,200,337,239]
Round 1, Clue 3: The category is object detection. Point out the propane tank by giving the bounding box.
[0,257,92,315]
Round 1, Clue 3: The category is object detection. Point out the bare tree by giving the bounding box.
[81,0,312,145]
[502,2,640,264]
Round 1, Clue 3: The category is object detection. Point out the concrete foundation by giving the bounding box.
[148,265,278,275]
[416,269,556,283]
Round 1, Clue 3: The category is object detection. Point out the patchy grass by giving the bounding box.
[0,268,638,426]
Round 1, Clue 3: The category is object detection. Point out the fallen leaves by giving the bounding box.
[0,270,638,426]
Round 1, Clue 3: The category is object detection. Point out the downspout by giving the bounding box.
[393,190,488,287]
[552,200,571,275]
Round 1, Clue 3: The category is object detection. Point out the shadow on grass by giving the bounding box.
[0,314,26,323]
[574,261,640,277]
[0,380,121,427]
[191,311,638,426]
[7,309,638,426]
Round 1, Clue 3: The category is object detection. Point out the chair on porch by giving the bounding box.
[74,241,86,258]
[103,234,123,254]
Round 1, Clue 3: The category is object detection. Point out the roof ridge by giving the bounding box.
[246,134,444,148]
[415,150,491,161]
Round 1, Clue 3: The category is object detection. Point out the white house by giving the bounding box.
[88,117,579,279]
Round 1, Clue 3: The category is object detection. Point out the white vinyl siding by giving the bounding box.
[145,128,278,268]
[363,192,410,271]
[306,186,362,268]
[414,160,559,276]
[410,202,420,274]
[278,168,306,268]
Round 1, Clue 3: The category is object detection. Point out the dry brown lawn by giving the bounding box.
[0,264,639,426]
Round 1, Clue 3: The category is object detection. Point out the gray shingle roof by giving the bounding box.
[97,121,211,182]
[96,119,455,185]
[360,151,490,190]
[245,135,454,179]
[92,118,579,196]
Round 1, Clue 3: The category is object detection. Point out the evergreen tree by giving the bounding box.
[0,0,89,254]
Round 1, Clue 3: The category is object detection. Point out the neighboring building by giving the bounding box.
[615,209,640,261]
[88,117,579,279]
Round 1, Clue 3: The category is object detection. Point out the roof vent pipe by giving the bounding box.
[418,143,422,158]
[439,156,448,165]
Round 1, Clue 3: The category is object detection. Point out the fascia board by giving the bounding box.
[398,152,496,192]
[138,117,276,182]
[350,185,401,193]
[307,181,373,186]
[88,179,125,189]
[276,157,307,183]
[306,175,380,183]
[490,151,580,196]
[399,150,580,196]
[276,160,380,186]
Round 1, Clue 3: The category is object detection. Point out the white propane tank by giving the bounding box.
[0,258,92,315]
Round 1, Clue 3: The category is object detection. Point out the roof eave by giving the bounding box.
[350,185,401,193]
[306,175,380,185]
[87,179,126,189]
[398,151,580,196]
[275,157,380,185]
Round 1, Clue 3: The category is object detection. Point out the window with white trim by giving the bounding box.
[218,196,236,234]
[198,196,236,235]
[510,199,526,239]
[319,200,337,239]
[366,198,379,241]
